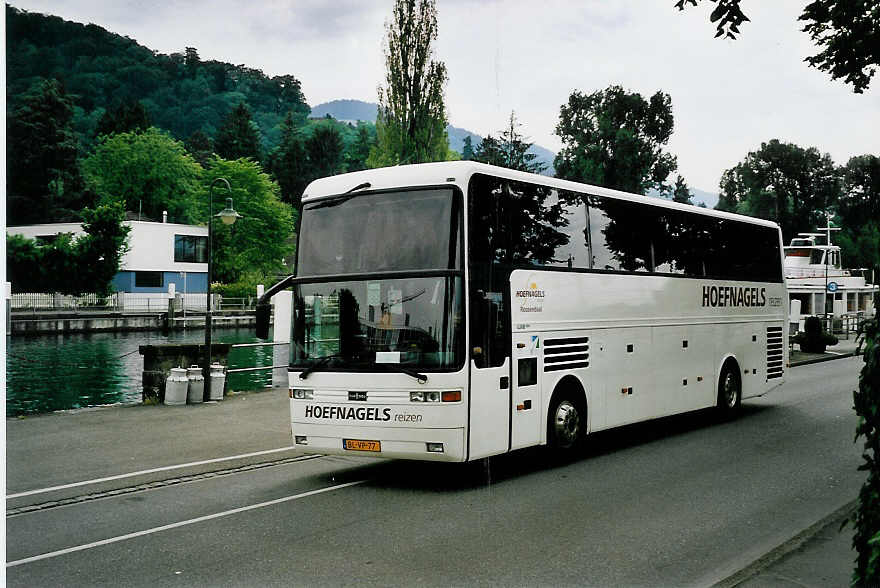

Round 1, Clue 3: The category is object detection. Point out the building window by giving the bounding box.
[135,271,163,288]
[174,235,208,263]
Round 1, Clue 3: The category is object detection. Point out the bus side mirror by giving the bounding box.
[255,301,271,339]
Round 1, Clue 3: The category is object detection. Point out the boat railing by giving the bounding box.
[785,267,850,278]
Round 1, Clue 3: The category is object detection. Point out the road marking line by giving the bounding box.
[7,447,301,499]
[6,479,367,568]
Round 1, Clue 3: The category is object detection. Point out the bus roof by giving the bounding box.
[301,161,781,230]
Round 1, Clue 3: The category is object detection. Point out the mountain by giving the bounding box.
[690,187,719,209]
[311,99,555,174]
[310,99,377,122]
[6,5,310,151]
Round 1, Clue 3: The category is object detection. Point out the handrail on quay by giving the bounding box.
[227,341,289,374]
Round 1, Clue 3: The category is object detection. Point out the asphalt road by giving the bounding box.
[6,358,864,587]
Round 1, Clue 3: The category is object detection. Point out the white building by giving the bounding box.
[7,220,209,294]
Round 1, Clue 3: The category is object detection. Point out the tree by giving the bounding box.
[346,123,375,172]
[215,102,262,162]
[837,155,880,272]
[267,112,310,207]
[717,139,841,240]
[95,101,150,137]
[838,155,880,233]
[851,318,880,586]
[82,127,203,223]
[6,235,46,293]
[6,7,312,154]
[801,1,879,94]
[75,201,132,295]
[306,124,345,179]
[369,0,448,167]
[675,0,879,93]
[474,112,546,174]
[5,201,130,295]
[199,157,295,285]
[554,86,677,195]
[185,129,214,167]
[7,78,84,225]
[461,135,475,161]
[672,175,694,204]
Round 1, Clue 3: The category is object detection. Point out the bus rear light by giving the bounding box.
[292,389,314,399]
[426,443,444,453]
[441,390,461,402]
[295,436,308,445]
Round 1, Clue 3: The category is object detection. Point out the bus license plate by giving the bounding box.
[343,439,381,452]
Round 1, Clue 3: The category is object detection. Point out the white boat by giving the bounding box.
[784,225,876,332]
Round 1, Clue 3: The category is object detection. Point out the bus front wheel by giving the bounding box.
[717,362,742,419]
[548,396,584,451]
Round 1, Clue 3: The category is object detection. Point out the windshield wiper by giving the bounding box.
[307,182,372,211]
[298,355,343,380]
[377,362,428,384]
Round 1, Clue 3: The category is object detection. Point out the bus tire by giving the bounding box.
[717,361,742,419]
[547,393,585,451]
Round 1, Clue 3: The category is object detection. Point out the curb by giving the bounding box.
[790,351,856,367]
[713,500,857,588]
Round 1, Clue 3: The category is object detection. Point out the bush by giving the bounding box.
[211,272,270,299]
[793,316,839,353]
[852,319,880,585]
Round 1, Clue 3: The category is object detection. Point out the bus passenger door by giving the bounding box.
[511,333,541,450]
[468,290,511,459]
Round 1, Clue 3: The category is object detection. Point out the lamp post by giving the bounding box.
[205,178,241,401]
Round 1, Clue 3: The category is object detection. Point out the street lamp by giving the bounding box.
[205,178,241,401]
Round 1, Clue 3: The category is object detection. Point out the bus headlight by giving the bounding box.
[411,390,440,402]
[291,388,314,399]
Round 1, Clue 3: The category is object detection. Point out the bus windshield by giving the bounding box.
[291,188,464,372]
[297,188,459,276]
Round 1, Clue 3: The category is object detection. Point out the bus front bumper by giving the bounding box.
[291,422,466,462]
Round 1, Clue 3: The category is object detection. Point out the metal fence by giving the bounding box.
[11,292,119,311]
[10,292,256,313]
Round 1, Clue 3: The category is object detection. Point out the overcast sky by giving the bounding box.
[9,0,879,192]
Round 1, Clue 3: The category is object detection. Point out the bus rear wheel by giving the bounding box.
[548,396,584,451]
[717,363,742,419]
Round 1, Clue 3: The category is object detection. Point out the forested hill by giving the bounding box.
[312,99,558,174]
[5,4,310,151]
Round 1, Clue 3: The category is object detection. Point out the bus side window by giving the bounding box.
[587,196,652,272]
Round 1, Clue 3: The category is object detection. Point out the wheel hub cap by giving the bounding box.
[554,402,580,447]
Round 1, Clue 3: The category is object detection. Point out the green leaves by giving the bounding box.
[215,102,263,162]
[370,0,449,167]
[6,201,130,295]
[82,127,204,224]
[800,0,879,94]
[473,112,545,175]
[717,139,839,241]
[199,157,295,286]
[852,319,880,585]
[7,77,83,224]
[554,86,677,195]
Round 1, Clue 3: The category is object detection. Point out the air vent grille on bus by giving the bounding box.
[543,337,589,372]
[766,326,784,380]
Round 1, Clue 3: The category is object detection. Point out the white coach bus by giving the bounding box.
[279,161,786,462]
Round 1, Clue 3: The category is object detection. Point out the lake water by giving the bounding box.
[5,328,284,417]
